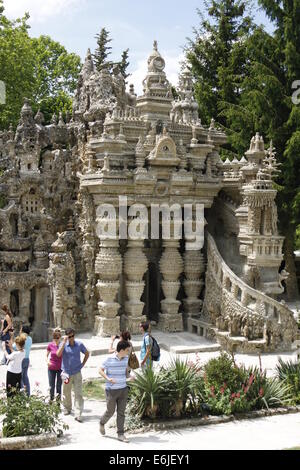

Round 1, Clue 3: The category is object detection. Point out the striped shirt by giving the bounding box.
[101,353,128,390]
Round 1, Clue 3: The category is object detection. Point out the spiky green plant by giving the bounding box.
[276,358,300,403]
[160,357,201,417]
[128,367,167,419]
[258,378,292,410]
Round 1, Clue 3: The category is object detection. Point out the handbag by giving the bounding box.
[128,347,139,370]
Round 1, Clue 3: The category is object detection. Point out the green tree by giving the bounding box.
[119,48,130,79]
[0,3,35,129]
[185,0,254,128]
[93,27,113,72]
[0,1,81,129]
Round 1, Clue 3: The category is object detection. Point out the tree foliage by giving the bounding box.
[0,1,81,129]
[93,27,113,72]
[93,27,130,79]
[185,0,254,127]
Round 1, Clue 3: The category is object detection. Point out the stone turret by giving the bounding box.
[15,98,37,145]
[171,68,200,125]
[136,41,173,122]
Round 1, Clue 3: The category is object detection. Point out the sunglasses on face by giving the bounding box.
[68,335,74,339]
[54,336,61,340]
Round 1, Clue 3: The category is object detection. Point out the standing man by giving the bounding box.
[140,321,153,369]
[57,328,90,422]
[99,340,131,443]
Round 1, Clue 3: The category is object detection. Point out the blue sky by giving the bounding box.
[3,0,273,94]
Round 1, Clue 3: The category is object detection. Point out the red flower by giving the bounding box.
[244,386,249,394]
[220,387,225,395]
[259,388,264,397]
[248,374,255,386]
[236,392,240,399]
[231,393,236,399]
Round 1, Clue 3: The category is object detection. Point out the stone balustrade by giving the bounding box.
[204,232,297,352]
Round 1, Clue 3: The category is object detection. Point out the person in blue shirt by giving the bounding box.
[57,328,90,422]
[99,340,131,443]
[140,321,153,368]
[19,324,32,396]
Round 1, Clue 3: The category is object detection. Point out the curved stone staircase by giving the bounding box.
[192,233,297,353]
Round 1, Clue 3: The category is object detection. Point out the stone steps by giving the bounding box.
[30,331,221,355]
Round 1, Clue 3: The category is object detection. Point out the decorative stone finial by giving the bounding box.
[103,153,110,172]
[34,109,44,125]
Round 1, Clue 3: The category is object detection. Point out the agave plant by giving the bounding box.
[276,357,300,381]
[275,357,300,403]
[160,357,200,417]
[128,367,167,419]
[258,378,292,410]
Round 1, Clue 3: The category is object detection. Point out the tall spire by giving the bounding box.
[136,41,173,122]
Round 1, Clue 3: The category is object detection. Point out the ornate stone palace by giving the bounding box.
[0,41,297,352]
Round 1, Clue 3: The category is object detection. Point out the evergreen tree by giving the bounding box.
[185,0,254,128]
[93,27,113,72]
[119,48,130,79]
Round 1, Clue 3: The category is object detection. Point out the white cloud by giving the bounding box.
[3,0,85,23]
[129,51,185,96]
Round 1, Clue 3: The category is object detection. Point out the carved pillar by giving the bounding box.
[19,289,31,322]
[94,238,122,336]
[121,239,148,333]
[158,238,183,332]
[184,246,205,330]
[248,207,261,234]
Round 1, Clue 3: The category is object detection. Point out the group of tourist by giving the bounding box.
[0,309,159,442]
[1,305,32,397]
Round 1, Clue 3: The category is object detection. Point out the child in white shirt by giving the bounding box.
[2,334,26,397]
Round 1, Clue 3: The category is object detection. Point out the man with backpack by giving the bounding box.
[139,321,160,368]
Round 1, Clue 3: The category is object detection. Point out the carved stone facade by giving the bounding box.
[0,41,297,350]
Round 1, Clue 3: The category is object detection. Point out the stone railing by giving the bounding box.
[207,232,293,319]
[205,232,297,351]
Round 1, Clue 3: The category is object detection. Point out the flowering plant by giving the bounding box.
[0,389,68,438]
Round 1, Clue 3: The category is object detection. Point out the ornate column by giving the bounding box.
[94,238,122,336]
[158,237,184,332]
[122,239,148,334]
[184,247,205,329]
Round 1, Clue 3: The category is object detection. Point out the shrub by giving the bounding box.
[276,358,300,403]
[203,353,248,391]
[127,354,293,422]
[128,367,167,419]
[0,390,68,438]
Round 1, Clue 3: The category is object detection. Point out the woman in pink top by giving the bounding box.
[47,329,63,401]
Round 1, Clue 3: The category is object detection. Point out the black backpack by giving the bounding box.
[144,334,160,362]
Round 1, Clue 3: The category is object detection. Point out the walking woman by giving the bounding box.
[47,329,63,401]
[2,334,26,397]
[0,305,13,365]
